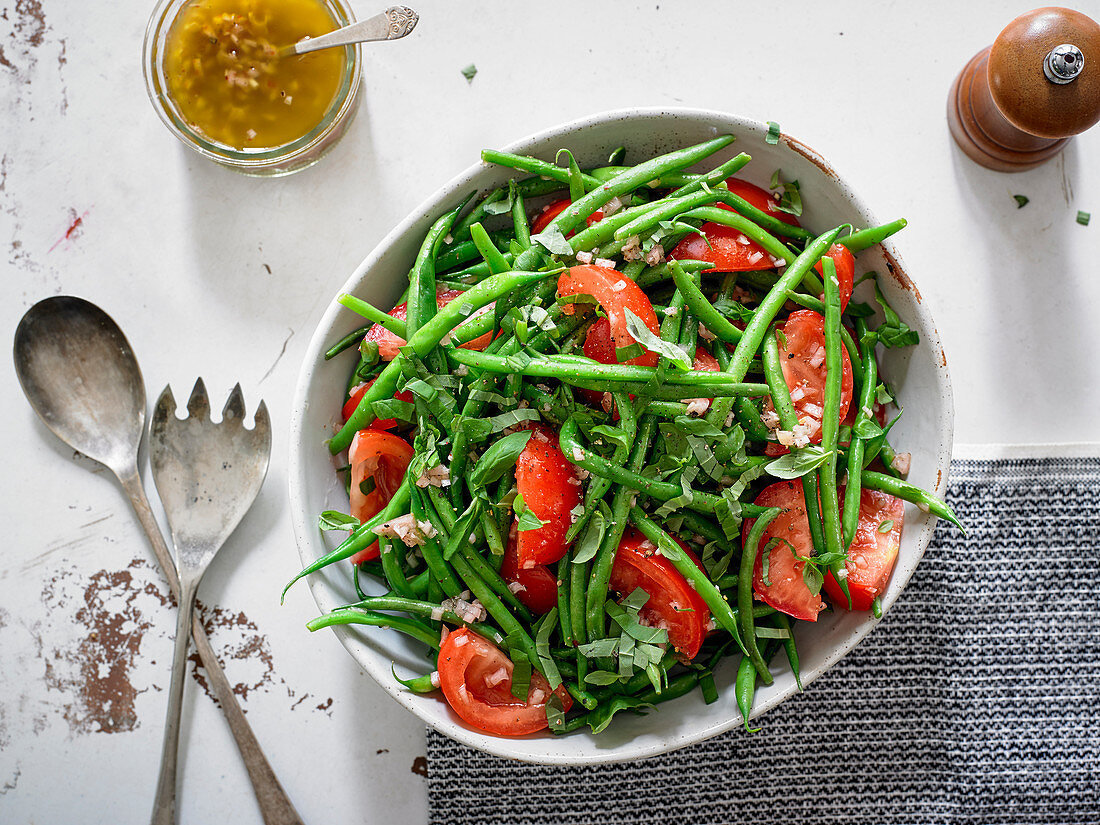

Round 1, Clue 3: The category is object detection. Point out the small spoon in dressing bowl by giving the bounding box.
[279,4,418,57]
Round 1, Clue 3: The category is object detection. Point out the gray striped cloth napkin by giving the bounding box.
[427,452,1100,824]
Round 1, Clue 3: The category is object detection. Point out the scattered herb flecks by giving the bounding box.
[1013,195,1029,209]
[765,121,781,145]
[461,64,477,84]
[1078,210,1091,226]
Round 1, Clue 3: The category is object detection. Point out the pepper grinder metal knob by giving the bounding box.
[947,6,1100,171]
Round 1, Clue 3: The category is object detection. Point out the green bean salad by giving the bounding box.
[285,135,962,738]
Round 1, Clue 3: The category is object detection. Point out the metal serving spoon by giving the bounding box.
[13,297,304,825]
[279,5,418,57]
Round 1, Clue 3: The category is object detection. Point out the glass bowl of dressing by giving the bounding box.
[144,0,361,176]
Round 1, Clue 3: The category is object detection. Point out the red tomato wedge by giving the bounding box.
[743,480,825,622]
[558,265,660,368]
[609,528,710,659]
[669,179,800,272]
[342,379,415,429]
[514,426,581,569]
[777,310,853,444]
[530,198,604,236]
[347,430,415,564]
[813,243,855,311]
[363,287,493,360]
[500,537,559,615]
[437,627,573,737]
[823,489,905,611]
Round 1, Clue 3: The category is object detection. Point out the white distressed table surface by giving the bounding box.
[2,0,1098,822]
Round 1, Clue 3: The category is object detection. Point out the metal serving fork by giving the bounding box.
[148,379,272,825]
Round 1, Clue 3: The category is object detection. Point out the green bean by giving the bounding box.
[325,324,371,360]
[307,608,441,650]
[668,152,752,198]
[481,150,603,192]
[818,256,849,606]
[739,507,780,684]
[760,331,826,557]
[408,205,463,338]
[630,508,747,655]
[671,260,743,344]
[339,595,507,645]
[411,492,464,598]
[378,535,416,600]
[678,206,796,266]
[447,550,546,678]
[510,181,531,249]
[843,325,878,548]
[446,347,767,391]
[338,294,407,338]
[585,415,657,641]
[332,269,547,453]
[451,188,506,243]
[469,222,511,275]
[635,258,713,289]
[860,470,964,530]
[513,136,737,270]
[282,480,412,598]
[736,655,760,732]
[566,392,636,543]
[840,218,907,254]
[775,613,802,691]
[723,226,843,384]
[610,189,732,243]
[781,290,865,376]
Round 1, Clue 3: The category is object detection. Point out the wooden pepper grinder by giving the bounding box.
[947,6,1100,171]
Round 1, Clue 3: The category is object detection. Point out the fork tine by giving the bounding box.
[153,385,177,424]
[186,377,210,419]
[222,383,246,422]
[251,399,272,442]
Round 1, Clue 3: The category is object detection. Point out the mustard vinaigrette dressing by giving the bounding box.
[163,0,344,149]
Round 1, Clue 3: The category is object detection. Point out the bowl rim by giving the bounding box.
[288,106,955,764]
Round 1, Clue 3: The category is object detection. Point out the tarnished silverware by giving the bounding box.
[149,380,271,825]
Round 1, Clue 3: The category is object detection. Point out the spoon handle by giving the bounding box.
[151,575,200,825]
[291,5,418,55]
[119,469,306,825]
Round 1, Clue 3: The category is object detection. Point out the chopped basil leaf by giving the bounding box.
[545,693,566,731]
[572,507,607,564]
[576,638,618,658]
[586,695,652,734]
[531,227,574,256]
[802,561,825,597]
[765,121,781,144]
[776,179,802,217]
[871,596,883,619]
[877,519,894,534]
[872,282,920,348]
[853,415,884,439]
[318,510,360,531]
[470,430,533,488]
[755,626,791,639]
[535,609,562,690]
[513,492,547,531]
[766,446,834,479]
[358,476,377,496]
[460,63,477,83]
[624,308,692,370]
[769,169,781,190]
[584,670,622,686]
[1078,210,1091,226]
[509,649,531,700]
[1013,194,1029,209]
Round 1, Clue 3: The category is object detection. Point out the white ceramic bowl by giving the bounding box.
[288,108,954,764]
